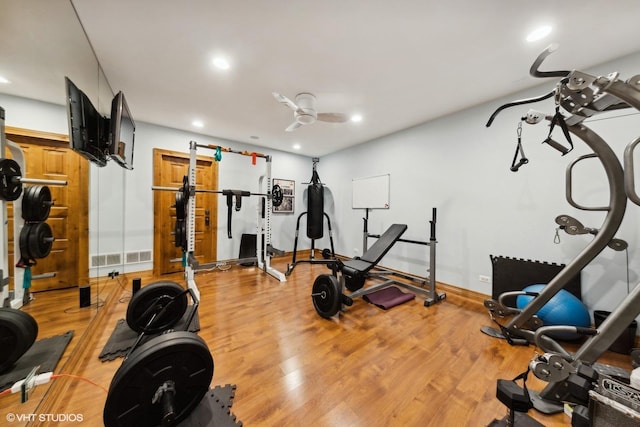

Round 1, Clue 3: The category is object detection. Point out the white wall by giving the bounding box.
[320,52,640,322]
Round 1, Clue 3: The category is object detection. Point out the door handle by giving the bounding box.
[205,209,210,226]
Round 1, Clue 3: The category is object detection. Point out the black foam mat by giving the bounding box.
[490,255,582,307]
[181,384,243,427]
[0,330,74,392]
[99,306,200,361]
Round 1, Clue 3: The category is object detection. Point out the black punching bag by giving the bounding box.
[307,183,324,239]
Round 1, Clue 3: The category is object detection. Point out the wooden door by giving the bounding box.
[153,149,218,275]
[5,127,89,292]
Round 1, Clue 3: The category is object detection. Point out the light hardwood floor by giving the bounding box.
[1,256,634,426]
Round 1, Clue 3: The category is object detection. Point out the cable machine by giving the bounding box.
[485,45,640,418]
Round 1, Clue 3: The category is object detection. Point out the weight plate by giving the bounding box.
[272,184,283,207]
[21,186,34,222]
[174,219,184,248]
[312,274,341,319]
[103,331,214,427]
[321,248,332,259]
[28,222,54,259]
[0,308,36,373]
[345,275,365,292]
[0,158,23,201]
[19,224,32,260]
[181,175,190,206]
[180,221,187,251]
[126,281,188,334]
[175,192,185,221]
[22,185,52,222]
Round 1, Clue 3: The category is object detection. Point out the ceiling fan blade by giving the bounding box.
[317,112,349,123]
[272,92,299,111]
[285,121,303,132]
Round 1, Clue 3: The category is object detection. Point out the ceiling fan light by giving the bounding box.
[351,114,363,123]
[0,75,10,84]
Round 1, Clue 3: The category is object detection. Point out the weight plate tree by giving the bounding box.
[0,308,38,373]
[103,331,214,427]
[126,281,188,334]
[311,274,342,318]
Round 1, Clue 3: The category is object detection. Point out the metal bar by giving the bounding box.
[565,153,609,211]
[19,177,67,186]
[151,185,270,197]
[624,136,640,205]
[195,142,269,159]
[31,272,56,280]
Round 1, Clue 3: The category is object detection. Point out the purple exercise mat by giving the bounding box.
[362,286,415,310]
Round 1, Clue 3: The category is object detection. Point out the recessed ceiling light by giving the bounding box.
[526,25,552,42]
[212,57,230,70]
[0,76,10,84]
[292,143,301,150]
[192,120,204,128]
[351,114,363,123]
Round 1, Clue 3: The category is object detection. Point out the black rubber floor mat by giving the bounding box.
[99,306,200,361]
[0,330,74,392]
[180,384,243,427]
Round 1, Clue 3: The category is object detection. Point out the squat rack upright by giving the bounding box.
[179,141,286,299]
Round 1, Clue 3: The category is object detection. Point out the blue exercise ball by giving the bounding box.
[516,284,591,340]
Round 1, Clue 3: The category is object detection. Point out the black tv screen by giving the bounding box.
[109,91,135,170]
[65,77,108,167]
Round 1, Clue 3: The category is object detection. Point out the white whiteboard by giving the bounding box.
[352,174,390,209]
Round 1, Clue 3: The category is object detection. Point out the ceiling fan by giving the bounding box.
[272,92,349,132]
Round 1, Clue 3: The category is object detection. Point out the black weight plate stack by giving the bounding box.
[126,281,188,334]
[19,224,32,260]
[0,308,38,373]
[28,222,54,259]
[174,220,185,248]
[175,192,186,220]
[0,158,23,201]
[22,185,52,222]
[311,274,341,319]
[103,331,214,427]
[19,222,54,261]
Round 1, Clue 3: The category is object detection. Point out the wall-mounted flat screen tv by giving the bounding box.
[109,91,135,170]
[65,76,108,167]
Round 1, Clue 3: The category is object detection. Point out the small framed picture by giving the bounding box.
[273,178,294,213]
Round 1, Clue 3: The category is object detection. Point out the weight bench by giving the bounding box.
[311,224,408,318]
[340,224,408,290]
